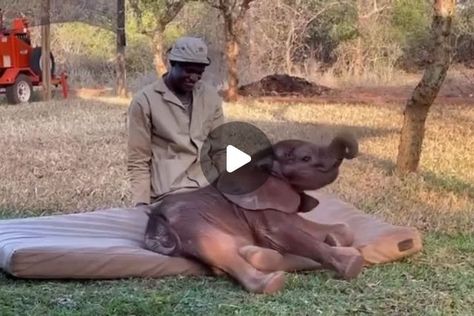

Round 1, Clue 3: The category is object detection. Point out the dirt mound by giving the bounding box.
[238,74,332,97]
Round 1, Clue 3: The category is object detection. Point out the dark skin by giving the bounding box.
[144,134,364,294]
[164,61,207,96]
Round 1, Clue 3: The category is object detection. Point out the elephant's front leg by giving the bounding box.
[180,227,286,294]
[247,211,364,280]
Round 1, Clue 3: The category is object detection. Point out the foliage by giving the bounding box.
[391,0,432,69]
[51,23,115,61]
[299,0,359,64]
[453,0,474,65]
[8,0,474,87]
[392,0,431,41]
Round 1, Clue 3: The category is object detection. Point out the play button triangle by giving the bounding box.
[226,145,251,173]
[200,121,273,194]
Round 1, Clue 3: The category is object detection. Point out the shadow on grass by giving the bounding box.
[422,171,474,200]
[0,207,65,219]
[246,116,472,200]
[247,119,399,142]
[357,153,474,200]
[1,98,470,220]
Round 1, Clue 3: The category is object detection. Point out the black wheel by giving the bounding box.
[6,75,33,104]
[29,47,56,78]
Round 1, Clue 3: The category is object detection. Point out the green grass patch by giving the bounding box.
[0,98,473,314]
[1,234,472,316]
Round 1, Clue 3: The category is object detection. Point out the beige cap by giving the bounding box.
[167,37,210,65]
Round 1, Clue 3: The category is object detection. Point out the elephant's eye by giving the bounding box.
[302,156,311,162]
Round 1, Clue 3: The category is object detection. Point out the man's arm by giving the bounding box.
[207,96,227,174]
[127,96,152,206]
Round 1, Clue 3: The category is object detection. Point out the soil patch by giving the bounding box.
[238,74,332,97]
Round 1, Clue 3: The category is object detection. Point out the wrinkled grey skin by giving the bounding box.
[144,133,363,294]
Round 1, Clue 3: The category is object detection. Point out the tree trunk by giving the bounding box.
[41,0,52,101]
[225,34,240,101]
[212,0,254,101]
[354,0,364,77]
[285,19,295,75]
[223,12,242,102]
[153,25,168,76]
[116,0,127,97]
[116,47,127,97]
[396,0,456,174]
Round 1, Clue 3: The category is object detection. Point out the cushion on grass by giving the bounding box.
[0,192,422,279]
[0,207,208,279]
[304,191,423,265]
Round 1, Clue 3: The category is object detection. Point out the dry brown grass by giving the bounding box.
[0,97,472,234]
[0,99,130,216]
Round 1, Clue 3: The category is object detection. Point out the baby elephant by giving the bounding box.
[144,133,363,294]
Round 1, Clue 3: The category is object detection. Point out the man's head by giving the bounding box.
[166,37,211,93]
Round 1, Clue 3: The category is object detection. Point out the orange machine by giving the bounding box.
[0,10,68,104]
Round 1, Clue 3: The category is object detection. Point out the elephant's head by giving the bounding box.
[217,132,358,213]
[271,133,358,191]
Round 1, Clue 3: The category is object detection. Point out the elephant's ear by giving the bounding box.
[298,193,319,213]
[217,172,301,213]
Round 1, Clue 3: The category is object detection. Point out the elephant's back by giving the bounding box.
[160,188,254,243]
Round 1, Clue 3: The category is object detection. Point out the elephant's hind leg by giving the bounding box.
[316,222,354,247]
[239,245,322,272]
[187,231,286,294]
[249,211,364,280]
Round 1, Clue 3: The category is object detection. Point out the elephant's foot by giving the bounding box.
[247,271,286,294]
[263,271,286,294]
[324,223,354,247]
[328,247,364,280]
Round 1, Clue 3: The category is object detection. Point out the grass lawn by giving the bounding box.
[0,233,473,315]
[0,97,473,315]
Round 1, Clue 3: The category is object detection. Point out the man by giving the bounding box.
[127,37,225,207]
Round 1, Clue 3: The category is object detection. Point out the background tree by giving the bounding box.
[3,0,472,94]
[246,1,347,75]
[116,0,127,97]
[41,0,52,101]
[129,0,187,76]
[396,0,456,174]
[204,0,256,101]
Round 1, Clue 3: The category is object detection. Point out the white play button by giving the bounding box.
[226,145,251,173]
[200,121,273,194]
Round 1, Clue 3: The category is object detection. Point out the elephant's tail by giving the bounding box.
[144,210,181,256]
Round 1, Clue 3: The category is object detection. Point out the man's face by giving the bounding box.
[170,62,207,93]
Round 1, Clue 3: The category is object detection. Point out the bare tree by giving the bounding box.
[41,0,52,101]
[256,1,342,75]
[351,0,392,76]
[116,0,127,97]
[204,0,256,101]
[129,0,187,76]
[396,0,456,174]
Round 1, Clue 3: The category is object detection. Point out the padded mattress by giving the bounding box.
[0,191,422,279]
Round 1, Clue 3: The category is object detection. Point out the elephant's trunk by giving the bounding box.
[328,133,359,160]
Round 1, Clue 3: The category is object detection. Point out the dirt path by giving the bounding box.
[65,72,474,107]
[251,86,474,106]
[237,74,474,106]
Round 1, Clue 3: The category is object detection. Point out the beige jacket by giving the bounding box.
[127,78,225,205]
